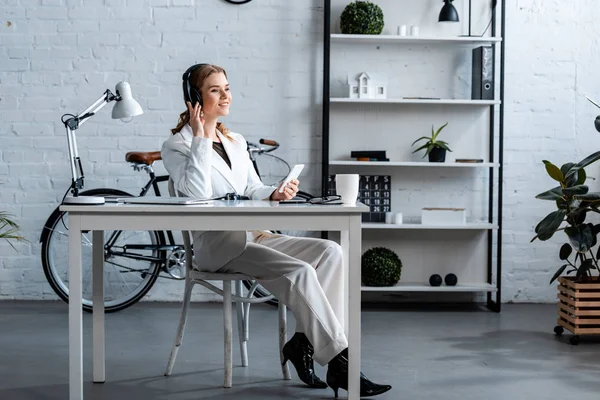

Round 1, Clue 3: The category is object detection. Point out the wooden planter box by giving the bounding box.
[556,276,600,340]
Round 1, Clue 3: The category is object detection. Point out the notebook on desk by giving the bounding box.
[115,196,211,205]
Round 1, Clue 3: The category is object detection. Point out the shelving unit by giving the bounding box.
[321,0,505,311]
[330,161,500,168]
[330,98,501,105]
[330,33,502,45]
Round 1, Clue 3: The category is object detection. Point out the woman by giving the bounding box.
[161,63,391,398]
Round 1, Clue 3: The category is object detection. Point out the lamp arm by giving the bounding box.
[63,89,120,198]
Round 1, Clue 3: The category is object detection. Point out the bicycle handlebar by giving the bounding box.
[259,139,278,147]
[248,138,279,154]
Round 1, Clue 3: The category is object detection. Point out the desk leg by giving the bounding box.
[92,230,105,383]
[69,214,83,400]
[347,216,362,400]
[340,229,349,335]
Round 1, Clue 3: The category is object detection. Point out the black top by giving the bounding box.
[212,142,231,169]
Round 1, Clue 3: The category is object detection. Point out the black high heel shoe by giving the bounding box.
[282,333,328,389]
[326,350,392,398]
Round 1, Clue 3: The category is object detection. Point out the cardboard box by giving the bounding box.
[421,207,466,225]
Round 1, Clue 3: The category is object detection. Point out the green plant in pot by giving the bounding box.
[531,151,600,284]
[0,211,24,250]
[340,1,384,35]
[412,122,452,162]
[361,247,402,286]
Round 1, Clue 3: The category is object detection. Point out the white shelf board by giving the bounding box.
[330,161,499,168]
[330,33,502,45]
[361,282,497,292]
[362,223,497,230]
[330,98,500,105]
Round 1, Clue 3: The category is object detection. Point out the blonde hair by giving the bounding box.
[171,64,233,141]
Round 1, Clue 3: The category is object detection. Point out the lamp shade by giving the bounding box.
[111,81,143,120]
[438,0,459,22]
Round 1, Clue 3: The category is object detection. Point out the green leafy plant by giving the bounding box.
[411,122,452,158]
[340,1,384,35]
[0,211,24,250]
[361,247,402,286]
[531,151,600,284]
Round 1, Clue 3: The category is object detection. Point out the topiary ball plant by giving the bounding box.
[361,247,402,286]
[340,1,384,35]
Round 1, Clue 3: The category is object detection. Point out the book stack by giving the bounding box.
[328,175,391,222]
[350,150,389,162]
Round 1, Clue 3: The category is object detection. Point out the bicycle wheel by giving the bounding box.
[41,188,165,313]
[254,153,291,187]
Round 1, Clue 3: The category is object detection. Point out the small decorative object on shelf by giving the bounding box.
[361,247,402,286]
[429,274,443,287]
[411,122,452,162]
[348,72,387,99]
[444,273,458,286]
[340,1,384,35]
[422,207,466,225]
[456,159,484,163]
[350,150,388,161]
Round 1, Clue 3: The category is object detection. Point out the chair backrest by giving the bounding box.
[168,178,194,274]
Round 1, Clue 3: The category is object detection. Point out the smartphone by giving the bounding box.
[278,164,304,193]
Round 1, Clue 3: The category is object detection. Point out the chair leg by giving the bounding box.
[279,302,291,380]
[235,281,249,367]
[165,279,194,376]
[223,280,233,388]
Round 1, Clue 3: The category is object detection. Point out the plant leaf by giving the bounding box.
[534,210,567,240]
[576,258,595,279]
[574,192,600,201]
[576,151,600,169]
[550,264,569,284]
[576,168,587,185]
[562,185,589,195]
[412,143,429,154]
[565,224,595,252]
[559,243,572,260]
[536,187,563,201]
[543,160,564,182]
[432,122,448,141]
[412,136,433,146]
[561,162,575,176]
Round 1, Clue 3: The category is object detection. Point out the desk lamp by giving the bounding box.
[61,81,143,205]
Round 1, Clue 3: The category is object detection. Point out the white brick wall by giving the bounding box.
[0,0,598,303]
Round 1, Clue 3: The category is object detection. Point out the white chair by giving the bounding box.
[164,180,291,388]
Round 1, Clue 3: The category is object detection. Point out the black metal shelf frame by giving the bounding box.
[320,0,506,312]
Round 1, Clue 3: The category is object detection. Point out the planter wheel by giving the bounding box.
[554,326,564,336]
[569,335,580,345]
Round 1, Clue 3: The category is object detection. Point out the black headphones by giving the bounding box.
[182,63,208,107]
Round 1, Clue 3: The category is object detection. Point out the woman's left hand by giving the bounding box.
[271,179,300,201]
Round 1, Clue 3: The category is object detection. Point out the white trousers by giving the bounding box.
[216,234,348,366]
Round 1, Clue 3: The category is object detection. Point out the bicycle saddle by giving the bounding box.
[125,151,162,165]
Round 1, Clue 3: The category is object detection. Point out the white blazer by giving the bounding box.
[161,124,277,271]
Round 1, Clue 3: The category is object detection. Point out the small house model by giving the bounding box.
[347,72,388,99]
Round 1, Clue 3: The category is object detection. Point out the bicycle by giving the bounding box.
[40,139,314,312]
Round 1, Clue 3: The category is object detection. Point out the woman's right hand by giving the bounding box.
[187,101,205,137]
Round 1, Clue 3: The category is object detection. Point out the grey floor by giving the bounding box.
[1,302,599,400]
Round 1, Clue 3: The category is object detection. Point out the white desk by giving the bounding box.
[61,200,368,400]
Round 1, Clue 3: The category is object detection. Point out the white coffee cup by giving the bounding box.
[335,174,360,205]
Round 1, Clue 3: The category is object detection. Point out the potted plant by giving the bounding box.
[412,122,452,162]
[0,211,24,250]
[532,151,600,344]
[340,1,384,35]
